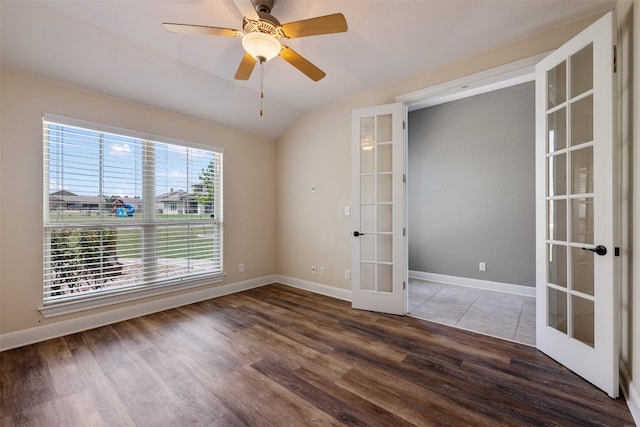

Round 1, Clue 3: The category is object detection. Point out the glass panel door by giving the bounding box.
[535,11,617,397]
[545,43,595,347]
[352,103,405,315]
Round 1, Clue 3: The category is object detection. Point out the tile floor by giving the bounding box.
[408,279,536,346]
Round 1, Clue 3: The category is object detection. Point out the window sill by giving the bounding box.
[39,273,225,318]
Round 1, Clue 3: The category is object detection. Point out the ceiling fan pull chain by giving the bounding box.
[259,57,264,117]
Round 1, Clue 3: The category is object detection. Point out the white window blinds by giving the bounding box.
[43,115,223,304]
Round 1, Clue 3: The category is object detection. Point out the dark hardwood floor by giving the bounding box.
[1,284,634,426]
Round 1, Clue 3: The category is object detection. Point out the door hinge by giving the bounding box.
[613,45,617,73]
[403,281,406,290]
[403,174,406,183]
[402,120,406,130]
[403,227,406,236]
[615,247,620,256]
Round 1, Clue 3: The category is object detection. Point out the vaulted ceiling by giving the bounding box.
[0,0,614,140]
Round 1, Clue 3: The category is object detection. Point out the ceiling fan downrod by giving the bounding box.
[258,56,265,117]
[253,0,274,14]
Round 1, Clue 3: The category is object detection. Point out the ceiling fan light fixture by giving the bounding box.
[242,32,281,62]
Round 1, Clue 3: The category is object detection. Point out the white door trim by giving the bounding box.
[396,53,548,110]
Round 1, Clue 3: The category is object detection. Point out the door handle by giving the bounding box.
[353,231,365,237]
[581,245,607,256]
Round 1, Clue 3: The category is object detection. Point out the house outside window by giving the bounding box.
[42,114,223,315]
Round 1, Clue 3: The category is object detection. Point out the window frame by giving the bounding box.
[40,114,225,318]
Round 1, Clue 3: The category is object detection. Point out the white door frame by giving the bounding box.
[396,54,547,112]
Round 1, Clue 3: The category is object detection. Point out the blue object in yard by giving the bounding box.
[116,204,135,217]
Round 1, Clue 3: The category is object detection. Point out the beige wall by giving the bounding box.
[618,0,635,395]
[629,0,640,411]
[0,69,277,335]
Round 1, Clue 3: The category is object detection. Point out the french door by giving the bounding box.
[351,103,406,315]
[535,11,618,397]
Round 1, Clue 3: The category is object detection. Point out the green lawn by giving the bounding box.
[48,210,214,222]
[116,226,216,260]
[49,210,217,260]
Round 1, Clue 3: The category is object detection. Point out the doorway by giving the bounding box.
[400,67,538,345]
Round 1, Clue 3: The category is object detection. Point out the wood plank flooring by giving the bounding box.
[1,284,634,426]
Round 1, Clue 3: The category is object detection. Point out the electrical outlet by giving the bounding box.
[479,262,486,272]
[344,206,350,216]
[344,269,351,280]
[311,265,316,274]
[239,263,244,273]
[320,266,325,276]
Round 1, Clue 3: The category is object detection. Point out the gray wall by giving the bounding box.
[408,81,535,287]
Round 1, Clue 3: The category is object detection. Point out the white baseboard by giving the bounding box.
[3,272,529,352]
[0,275,277,352]
[621,364,640,425]
[274,275,352,302]
[409,270,536,297]
[627,383,640,426]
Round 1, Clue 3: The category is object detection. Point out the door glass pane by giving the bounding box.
[377,114,392,142]
[360,145,375,173]
[377,234,392,263]
[360,263,375,291]
[572,295,594,347]
[547,61,566,109]
[377,143,392,172]
[377,264,392,292]
[548,199,567,241]
[377,174,392,203]
[377,204,392,232]
[547,108,567,152]
[570,95,593,146]
[571,146,593,194]
[360,175,375,203]
[360,234,375,262]
[548,287,568,334]
[361,205,375,232]
[570,44,593,98]
[547,153,566,196]
[571,197,594,244]
[360,117,375,149]
[571,246,594,296]
[548,243,567,287]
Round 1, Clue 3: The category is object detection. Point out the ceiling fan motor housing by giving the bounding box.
[243,13,284,38]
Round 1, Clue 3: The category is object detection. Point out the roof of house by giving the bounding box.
[155,190,189,202]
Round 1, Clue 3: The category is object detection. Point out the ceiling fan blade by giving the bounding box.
[279,46,326,82]
[232,0,259,20]
[281,13,347,38]
[163,23,242,37]
[234,52,257,80]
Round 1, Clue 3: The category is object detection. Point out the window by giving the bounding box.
[42,114,223,315]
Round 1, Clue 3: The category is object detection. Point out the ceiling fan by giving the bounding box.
[163,0,348,82]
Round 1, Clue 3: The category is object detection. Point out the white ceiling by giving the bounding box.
[0,0,614,140]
